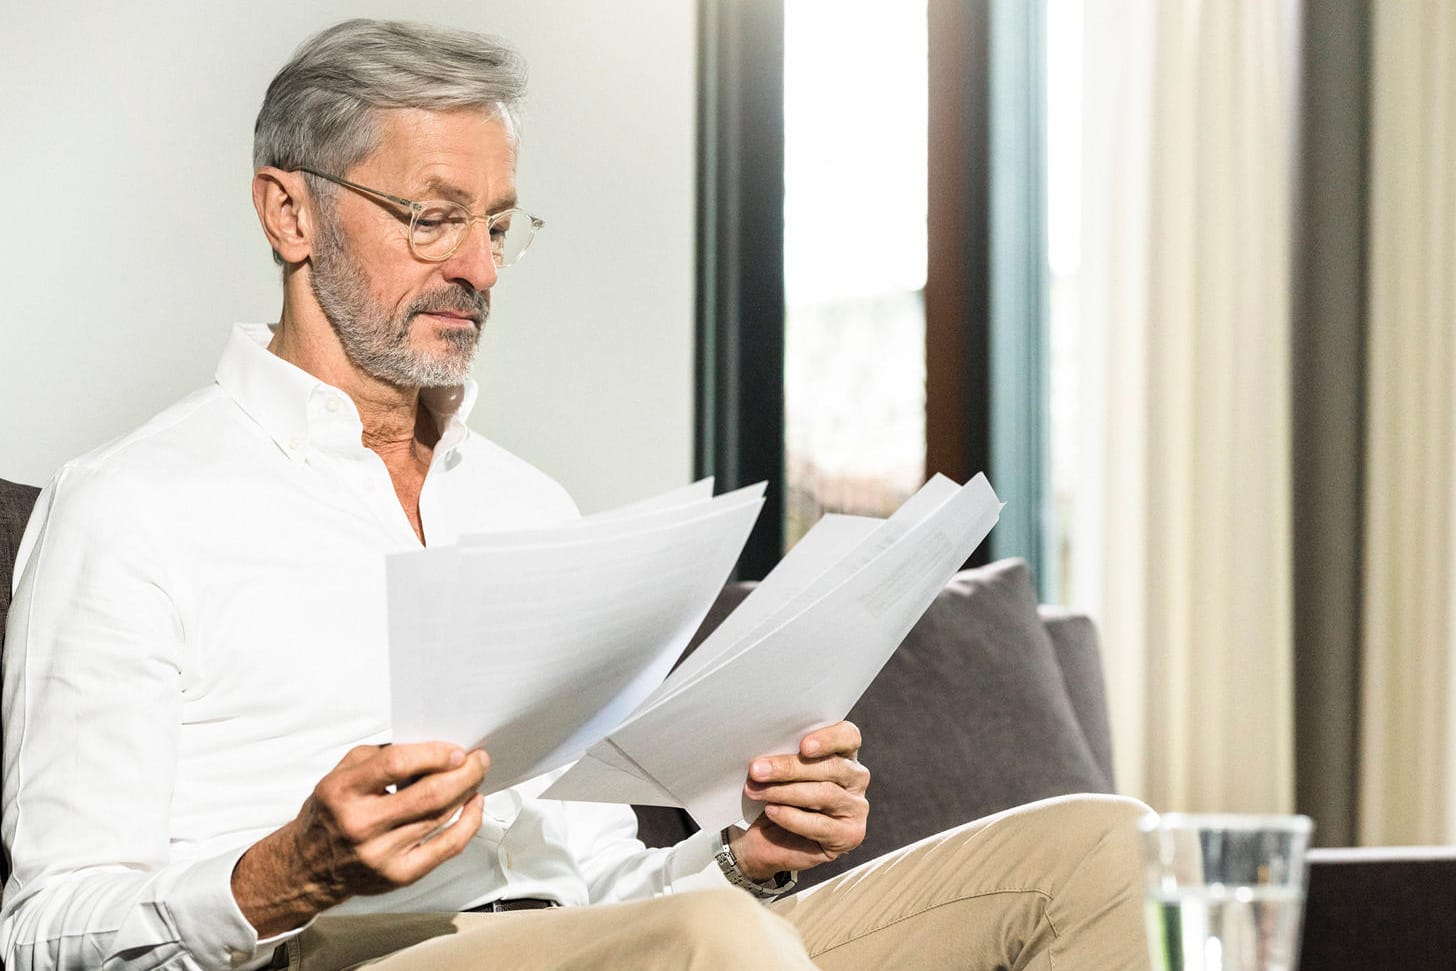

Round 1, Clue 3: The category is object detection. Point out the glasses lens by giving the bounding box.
[491,210,539,268]
[411,202,470,259]
[410,205,540,265]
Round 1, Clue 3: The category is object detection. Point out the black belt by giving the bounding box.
[466,896,561,913]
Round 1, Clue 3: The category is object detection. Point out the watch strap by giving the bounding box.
[714,827,797,899]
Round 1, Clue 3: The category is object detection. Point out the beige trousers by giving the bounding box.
[285,794,1150,971]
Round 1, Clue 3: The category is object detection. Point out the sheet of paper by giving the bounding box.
[549,742,680,807]
[543,474,1002,829]
[641,474,964,713]
[388,490,763,793]
[456,482,762,550]
[580,477,716,522]
[634,512,883,711]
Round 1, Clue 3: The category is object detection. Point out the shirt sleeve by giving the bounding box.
[562,801,730,904]
[1,465,281,971]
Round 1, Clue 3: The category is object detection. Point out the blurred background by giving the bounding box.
[2,0,1449,848]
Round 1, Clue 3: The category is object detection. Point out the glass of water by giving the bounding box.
[1139,813,1314,971]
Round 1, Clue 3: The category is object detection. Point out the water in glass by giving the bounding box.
[1148,884,1305,971]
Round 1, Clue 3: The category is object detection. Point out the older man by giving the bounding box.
[1,19,1147,971]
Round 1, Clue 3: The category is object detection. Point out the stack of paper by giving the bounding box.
[387,480,765,793]
[388,472,1002,832]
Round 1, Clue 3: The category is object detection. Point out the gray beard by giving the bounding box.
[309,219,488,389]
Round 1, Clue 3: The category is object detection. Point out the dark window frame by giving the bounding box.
[695,0,786,580]
[696,0,1049,585]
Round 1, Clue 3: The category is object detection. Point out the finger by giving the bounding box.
[383,751,489,824]
[800,721,862,759]
[748,754,869,791]
[386,787,486,855]
[334,744,387,772]
[346,742,477,794]
[390,792,486,884]
[745,779,862,814]
[763,801,867,854]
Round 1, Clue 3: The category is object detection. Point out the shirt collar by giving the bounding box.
[214,323,478,461]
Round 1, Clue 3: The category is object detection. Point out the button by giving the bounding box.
[326,396,341,413]
[287,436,301,451]
[227,947,250,967]
[504,852,514,869]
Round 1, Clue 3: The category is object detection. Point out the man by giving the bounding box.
[2,19,1148,970]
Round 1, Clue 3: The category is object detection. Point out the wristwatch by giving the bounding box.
[714,827,797,899]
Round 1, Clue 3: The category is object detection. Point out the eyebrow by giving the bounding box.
[420,177,518,212]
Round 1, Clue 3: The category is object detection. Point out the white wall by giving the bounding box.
[0,1,697,513]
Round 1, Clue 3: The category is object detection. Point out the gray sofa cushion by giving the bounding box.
[637,558,1114,891]
[1,479,40,886]
[0,479,41,644]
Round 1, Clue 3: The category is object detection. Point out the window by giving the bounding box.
[783,1,929,547]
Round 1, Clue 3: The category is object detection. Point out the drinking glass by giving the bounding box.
[1139,813,1314,971]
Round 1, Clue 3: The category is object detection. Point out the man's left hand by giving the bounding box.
[728,720,870,881]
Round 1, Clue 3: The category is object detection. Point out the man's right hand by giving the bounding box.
[231,742,489,937]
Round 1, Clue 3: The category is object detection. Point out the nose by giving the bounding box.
[439,218,499,291]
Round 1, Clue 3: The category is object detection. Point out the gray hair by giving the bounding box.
[253,18,527,176]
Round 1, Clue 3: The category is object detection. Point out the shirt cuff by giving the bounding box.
[162,845,309,969]
[662,827,733,894]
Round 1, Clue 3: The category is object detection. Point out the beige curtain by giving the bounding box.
[1076,0,1299,812]
[1360,2,1456,846]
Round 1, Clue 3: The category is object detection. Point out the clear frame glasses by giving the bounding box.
[296,167,544,267]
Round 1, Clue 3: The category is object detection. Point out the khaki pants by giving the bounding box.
[286,794,1150,971]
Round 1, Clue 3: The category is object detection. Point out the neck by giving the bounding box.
[269,282,440,543]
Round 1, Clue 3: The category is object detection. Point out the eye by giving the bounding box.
[416,204,467,234]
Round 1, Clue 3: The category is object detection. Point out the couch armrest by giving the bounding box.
[1039,606,1114,789]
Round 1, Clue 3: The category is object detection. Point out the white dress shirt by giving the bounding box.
[1,325,723,971]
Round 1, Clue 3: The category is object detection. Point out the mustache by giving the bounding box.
[407,286,489,324]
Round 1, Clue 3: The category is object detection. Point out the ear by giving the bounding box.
[252,167,317,265]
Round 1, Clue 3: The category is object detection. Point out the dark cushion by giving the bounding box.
[1,478,40,887]
[1300,848,1456,970]
[0,479,41,644]
[636,558,1113,891]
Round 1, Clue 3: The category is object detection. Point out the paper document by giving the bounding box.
[542,473,1002,831]
[387,472,1001,831]
[388,481,763,793]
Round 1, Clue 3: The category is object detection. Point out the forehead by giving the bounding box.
[358,107,519,201]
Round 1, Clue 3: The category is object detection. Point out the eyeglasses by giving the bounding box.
[296,167,544,267]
